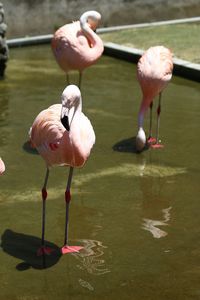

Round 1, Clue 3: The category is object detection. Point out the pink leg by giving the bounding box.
[61,167,83,254]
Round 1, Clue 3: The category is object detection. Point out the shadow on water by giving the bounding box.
[112,136,148,153]
[1,229,61,270]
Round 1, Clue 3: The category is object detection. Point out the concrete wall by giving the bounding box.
[2,0,200,38]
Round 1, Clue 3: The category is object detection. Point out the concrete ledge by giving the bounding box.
[173,57,200,82]
[98,16,200,33]
[7,34,53,47]
[104,42,200,82]
[104,42,143,64]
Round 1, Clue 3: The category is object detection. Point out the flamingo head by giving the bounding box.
[80,10,101,31]
[136,127,146,152]
[61,85,81,131]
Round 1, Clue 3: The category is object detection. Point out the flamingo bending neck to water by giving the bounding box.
[51,11,104,89]
[30,85,95,255]
[136,46,173,151]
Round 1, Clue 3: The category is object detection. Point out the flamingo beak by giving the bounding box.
[61,107,70,131]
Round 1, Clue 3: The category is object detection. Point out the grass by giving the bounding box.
[100,22,200,63]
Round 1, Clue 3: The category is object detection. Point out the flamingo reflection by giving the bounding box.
[142,206,172,238]
[72,239,110,275]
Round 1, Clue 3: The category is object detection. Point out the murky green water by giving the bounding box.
[0,45,200,300]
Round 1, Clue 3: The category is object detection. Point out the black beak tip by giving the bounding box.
[61,115,70,131]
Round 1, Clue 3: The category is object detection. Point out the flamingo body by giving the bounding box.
[30,103,95,168]
[137,46,173,104]
[136,46,173,151]
[51,11,104,74]
[0,157,5,175]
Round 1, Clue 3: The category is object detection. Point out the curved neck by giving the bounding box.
[138,110,145,129]
[138,96,153,128]
[81,24,97,47]
[80,12,99,47]
[69,98,82,125]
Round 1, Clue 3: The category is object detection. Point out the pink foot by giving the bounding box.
[147,137,156,144]
[150,143,164,149]
[37,246,55,256]
[61,245,83,255]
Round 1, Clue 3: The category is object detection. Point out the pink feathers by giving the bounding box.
[30,85,95,168]
[51,10,104,84]
[136,46,173,151]
[0,158,5,175]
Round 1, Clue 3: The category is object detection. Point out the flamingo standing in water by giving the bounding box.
[0,157,5,175]
[30,85,95,255]
[136,46,173,151]
[51,10,104,88]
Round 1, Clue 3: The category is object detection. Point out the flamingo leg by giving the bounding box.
[61,167,83,254]
[78,71,82,90]
[64,166,73,246]
[37,168,54,256]
[41,168,49,247]
[147,102,156,144]
[66,72,82,89]
[66,73,70,85]
[151,92,164,149]
[156,92,162,144]
[149,101,153,138]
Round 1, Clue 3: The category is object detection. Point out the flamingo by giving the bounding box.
[51,10,104,88]
[136,46,173,151]
[29,85,95,255]
[0,157,5,175]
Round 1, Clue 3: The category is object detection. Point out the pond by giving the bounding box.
[0,45,200,300]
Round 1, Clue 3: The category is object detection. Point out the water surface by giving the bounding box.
[0,45,200,300]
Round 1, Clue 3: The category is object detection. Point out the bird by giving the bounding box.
[0,157,5,175]
[135,46,173,151]
[51,10,104,89]
[29,84,95,255]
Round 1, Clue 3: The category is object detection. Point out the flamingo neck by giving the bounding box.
[138,96,153,128]
[82,25,97,47]
[69,99,82,127]
[80,13,99,47]
[138,113,144,129]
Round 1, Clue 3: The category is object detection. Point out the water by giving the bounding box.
[0,45,200,300]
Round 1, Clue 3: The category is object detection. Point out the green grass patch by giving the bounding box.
[100,22,200,63]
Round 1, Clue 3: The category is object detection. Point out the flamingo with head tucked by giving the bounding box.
[29,85,95,255]
[51,10,104,88]
[0,157,5,175]
[136,46,173,152]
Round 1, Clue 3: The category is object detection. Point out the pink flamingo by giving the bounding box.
[136,46,173,151]
[51,10,104,88]
[0,157,5,175]
[30,85,95,255]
